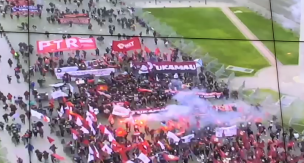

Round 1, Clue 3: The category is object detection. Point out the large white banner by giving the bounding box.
[112,105,131,117]
[54,67,115,79]
[215,125,237,137]
[181,134,195,143]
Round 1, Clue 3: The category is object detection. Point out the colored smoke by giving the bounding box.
[290,0,300,24]
[280,0,300,30]
[138,90,268,127]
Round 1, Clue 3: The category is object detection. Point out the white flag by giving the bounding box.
[51,90,68,99]
[181,134,195,143]
[167,131,180,142]
[112,105,131,117]
[138,153,150,163]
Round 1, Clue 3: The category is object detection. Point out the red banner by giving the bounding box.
[63,14,89,18]
[12,11,39,15]
[59,18,90,24]
[8,0,34,6]
[112,37,141,52]
[36,37,97,53]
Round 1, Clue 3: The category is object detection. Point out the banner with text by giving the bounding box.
[59,18,90,24]
[215,125,237,137]
[54,67,114,79]
[112,37,141,52]
[132,61,197,74]
[37,37,97,53]
[12,6,39,15]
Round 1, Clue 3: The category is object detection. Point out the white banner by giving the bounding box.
[49,83,65,87]
[215,125,237,137]
[54,67,115,79]
[51,90,68,99]
[181,134,195,143]
[112,105,131,117]
[167,131,180,142]
[137,153,150,163]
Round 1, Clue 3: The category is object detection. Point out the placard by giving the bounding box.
[215,125,237,137]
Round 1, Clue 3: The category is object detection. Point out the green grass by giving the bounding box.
[230,7,299,65]
[145,8,270,76]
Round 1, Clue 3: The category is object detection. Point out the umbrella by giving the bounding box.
[36,121,44,127]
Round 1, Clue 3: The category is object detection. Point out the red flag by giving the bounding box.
[163,154,179,161]
[138,141,151,155]
[97,85,108,91]
[144,46,151,53]
[134,50,139,55]
[115,128,127,137]
[71,129,79,140]
[82,139,90,145]
[138,88,152,93]
[66,101,74,107]
[47,136,55,144]
[108,114,114,124]
[71,129,79,135]
[52,154,65,160]
[155,48,160,55]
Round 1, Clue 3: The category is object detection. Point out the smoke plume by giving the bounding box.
[137,90,268,127]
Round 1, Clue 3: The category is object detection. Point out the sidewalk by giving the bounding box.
[220,7,281,67]
[0,35,72,163]
[229,65,304,100]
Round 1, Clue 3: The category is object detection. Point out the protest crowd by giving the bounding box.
[1,0,304,162]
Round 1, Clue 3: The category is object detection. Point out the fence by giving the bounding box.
[238,85,304,132]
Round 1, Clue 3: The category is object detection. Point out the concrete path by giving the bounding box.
[229,65,304,100]
[220,7,281,66]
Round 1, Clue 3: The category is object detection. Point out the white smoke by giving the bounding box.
[138,90,268,127]
[290,0,300,23]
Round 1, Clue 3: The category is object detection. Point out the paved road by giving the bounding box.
[0,35,72,163]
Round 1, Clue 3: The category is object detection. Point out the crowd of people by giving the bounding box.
[1,0,304,163]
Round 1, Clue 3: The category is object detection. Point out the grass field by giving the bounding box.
[145,8,270,76]
[243,89,304,131]
[230,7,299,65]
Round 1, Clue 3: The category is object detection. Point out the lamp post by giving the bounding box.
[299,0,304,81]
